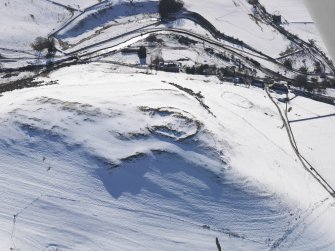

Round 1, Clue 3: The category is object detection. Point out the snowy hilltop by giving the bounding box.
[0,0,335,250]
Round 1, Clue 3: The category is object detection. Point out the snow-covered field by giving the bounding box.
[0,63,334,250]
[0,0,69,51]
[286,95,335,188]
[259,0,312,22]
[184,0,289,57]
[258,0,328,54]
[0,0,325,57]
[1,0,335,250]
[52,0,100,10]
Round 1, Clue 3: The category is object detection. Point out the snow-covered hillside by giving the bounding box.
[184,0,289,57]
[0,63,334,250]
[1,0,335,250]
[259,0,328,53]
[0,0,69,50]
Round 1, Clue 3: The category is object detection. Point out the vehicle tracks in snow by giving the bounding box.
[269,197,330,250]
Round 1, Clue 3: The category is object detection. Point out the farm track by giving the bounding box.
[265,86,335,198]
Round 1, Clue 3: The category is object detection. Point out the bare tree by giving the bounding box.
[159,0,184,19]
[31,37,56,58]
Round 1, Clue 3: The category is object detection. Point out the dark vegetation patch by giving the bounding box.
[0,78,58,94]
[174,35,197,46]
[159,0,184,19]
